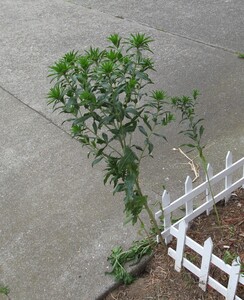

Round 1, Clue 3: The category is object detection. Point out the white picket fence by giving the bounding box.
[154,151,244,299]
[155,151,244,244]
[168,221,244,300]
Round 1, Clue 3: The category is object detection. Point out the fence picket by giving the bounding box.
[158,154,244,242]
[206,164,213,215]
[157,153,244,299]
[162,190,172,244]
[168,221,243,300]
[225,151,233,203]
[226,258,241,300]
[199,237,213,291]
[185,176,193,218]
[161,156,244,216]
[174,221,187,272]
[160,176,244,240]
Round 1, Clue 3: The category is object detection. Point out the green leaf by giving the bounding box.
[135,71,150,81]
[92,156,103,167]
[151,90,166,101]
[113,183,125,194]
[123,214,134,225]
[153,132,167,141]
[199,125,204,138]
[138,125,148,137]
[237,52,244,58]
[107,33,122,48]
[148,141,153,154]
[126,33,154,52]
[0,285,10,296]
[181,143,196,148]
[142,116,152,131]
[118,147,138,172]
[125,107,139,116]
[133,145,143,151]
[92,122,98,134]
[106,238,154,284]
[102,133,108,143]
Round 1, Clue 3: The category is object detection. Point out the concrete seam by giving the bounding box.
[0,84,72,139]
[132,20,236,54]
[72,2,236,54]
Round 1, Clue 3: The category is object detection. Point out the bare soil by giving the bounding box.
[104,188,244,300]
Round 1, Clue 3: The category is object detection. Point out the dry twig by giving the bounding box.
[173,147,200,182]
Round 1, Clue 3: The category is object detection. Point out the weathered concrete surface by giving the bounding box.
[0,87,136,299]
[0,0,243,299]
[75,0,244,52]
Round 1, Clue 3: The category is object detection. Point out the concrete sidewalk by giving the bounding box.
[0,0,243,299]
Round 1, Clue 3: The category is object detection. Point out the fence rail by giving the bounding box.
[155,151,244,243]
[168,221,244,300]
[155,152,244,300]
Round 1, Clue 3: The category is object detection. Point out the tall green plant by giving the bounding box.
[48,33,176,243]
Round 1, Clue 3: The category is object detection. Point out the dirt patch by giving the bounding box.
[104,188,244,300]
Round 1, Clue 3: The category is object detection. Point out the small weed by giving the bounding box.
[0,284,11,299]
[237,52,244,58]
[223,250,244,276]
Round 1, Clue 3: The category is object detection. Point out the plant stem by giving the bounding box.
[137,216,155,248]
[135,179,164,245]
[200,152,221,226]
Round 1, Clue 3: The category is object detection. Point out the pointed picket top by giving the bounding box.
[174,220,187,272]
[155,210,162,222]
[206,163,213,216]
[225,151,233,201]
[161,190,172,244]
[199,237,213,291]
[185,176,193,194]
[227,257,241,299]
[162,190,171,208]
[226,151,233,168]
[206,163,213,180]
[185,176,193,216]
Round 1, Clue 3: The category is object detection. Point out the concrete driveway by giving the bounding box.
[0,0,243,299]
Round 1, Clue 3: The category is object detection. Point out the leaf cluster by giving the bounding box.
[223,250,244,275]
[171,90,205,155]
[48,33,174,225]
[106,238,155,284]
[0,284,10,296]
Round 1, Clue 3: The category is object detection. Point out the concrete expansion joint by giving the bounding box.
[0,84,72,139]
[72,2,236,55]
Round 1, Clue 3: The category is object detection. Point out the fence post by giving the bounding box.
[226,257,241,300]
[174,221,187,272]
[199,237,213,291]
[185,176,193,228]
[225,151,233,203]
[162,190,172,244]
[206,164,213,216]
